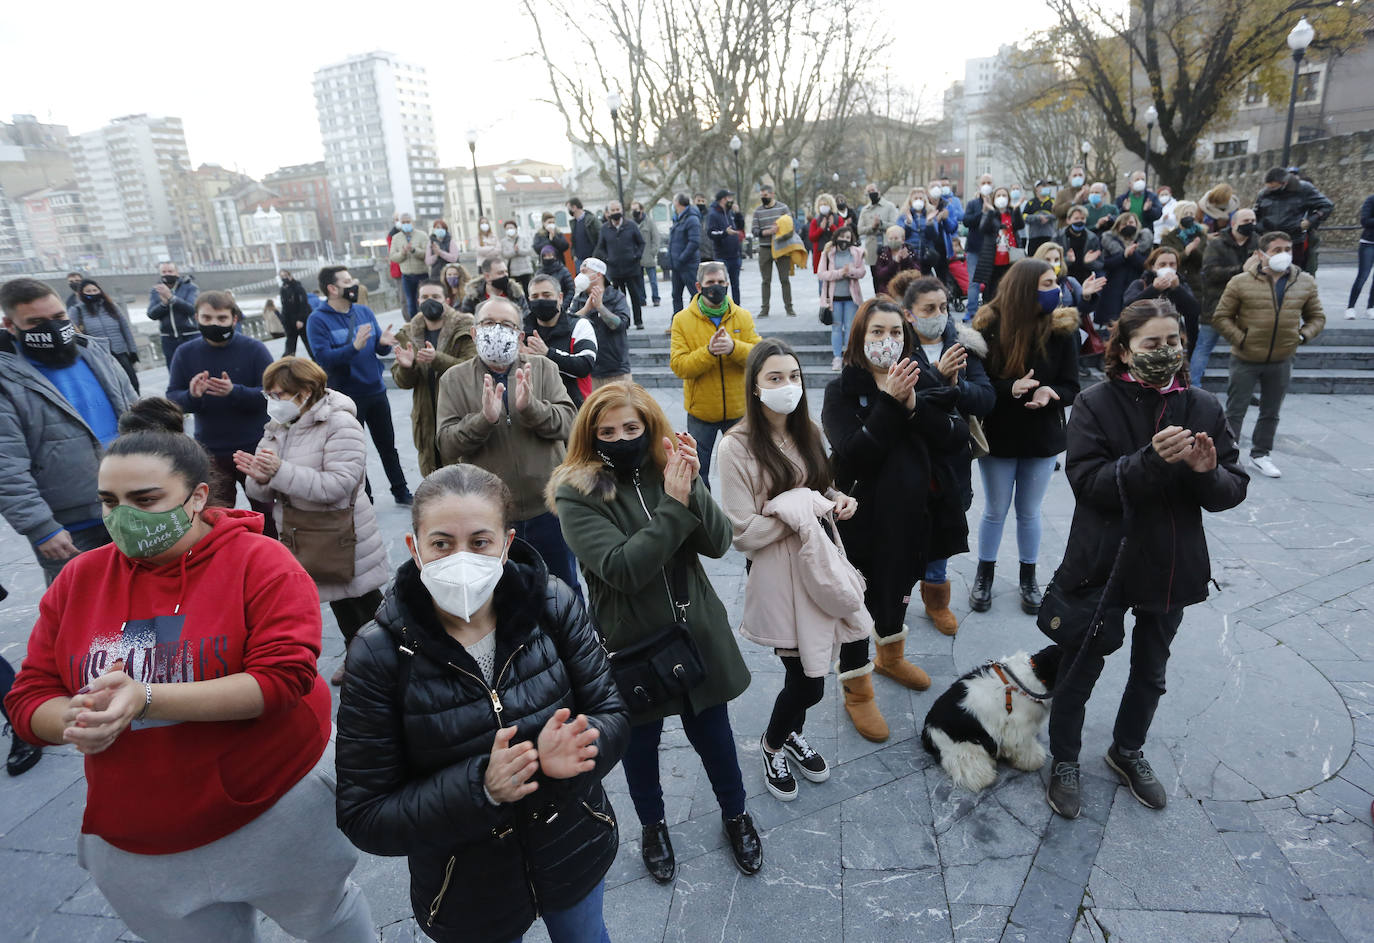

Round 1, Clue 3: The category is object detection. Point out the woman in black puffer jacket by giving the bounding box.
[335,464,628,943]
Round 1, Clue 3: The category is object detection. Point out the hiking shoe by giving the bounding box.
[1105,744,1167,810]
[1249,455,1281,479]
[782,732,830,783]
[1046,760,1081,819]
[761,736,797,801]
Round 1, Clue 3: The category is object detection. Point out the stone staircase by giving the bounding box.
[626,324,1374,394]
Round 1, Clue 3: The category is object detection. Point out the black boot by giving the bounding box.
[969,560,995,612]
[6,725,41,777]
[723,812,763,874]
[640,821,676,883]
[1019,562,1042,614]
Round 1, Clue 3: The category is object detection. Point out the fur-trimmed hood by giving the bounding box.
[949,320,989,357]
[545,457,632,513]
[972,304,1079,337]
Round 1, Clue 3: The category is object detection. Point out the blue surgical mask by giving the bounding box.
[433,228,447,239]
[1039,187,1052,198]
[401,223,414,233]
[1069,221,1086,233]
[1010,189,1023,202]
[1038,286,1062,315]
[1087,193,1103,206]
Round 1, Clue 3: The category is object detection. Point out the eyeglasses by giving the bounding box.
[263,391,294,402]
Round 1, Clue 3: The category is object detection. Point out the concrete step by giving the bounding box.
[1205,346,1374,370]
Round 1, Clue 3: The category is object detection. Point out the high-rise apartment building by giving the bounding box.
[71,114,193,268]
[313,52,443,254]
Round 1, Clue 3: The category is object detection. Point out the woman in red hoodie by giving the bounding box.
[3,429,374,942]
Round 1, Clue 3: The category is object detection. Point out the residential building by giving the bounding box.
[264,161,339,255]
[19,187,98,270]
[0,115,76,270]
[959,48,1021,196]
[314,52,443,255]
[443,158,568,249]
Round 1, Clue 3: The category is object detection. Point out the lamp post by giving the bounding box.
[729,135,743,209]
[1143,105,1158,187]
[790,158,800,211]
[1281,17,1315,167]
[1080,139,1091,178]
[466,129,483,219]
[607,92,626,209]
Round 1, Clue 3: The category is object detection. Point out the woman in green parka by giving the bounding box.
[548,381,761,886]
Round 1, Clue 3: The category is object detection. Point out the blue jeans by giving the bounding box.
[977,456,1057,564]
[401,273,423,317]
[509,881,610,943]
[1349,241,1374,309]
[622,702,747,825]
[965,279,982,321]
[686,414,739,488]
[924,558,948,584]
[830,298,858,357]
[514,511,582,601]
[1189,323,1221,382]
[642,265,660,304]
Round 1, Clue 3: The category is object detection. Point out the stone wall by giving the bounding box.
[1186,130,1373,250]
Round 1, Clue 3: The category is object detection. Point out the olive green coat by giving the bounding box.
[549,459,750,725]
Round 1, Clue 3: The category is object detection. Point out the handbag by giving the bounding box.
[968,415,990,459]
[1038,459,1131,672]
[605,555,706,712]
[279,486,359,584]
[819,305,834,326]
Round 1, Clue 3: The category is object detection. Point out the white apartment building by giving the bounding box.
[70,114,192,268]
[314,52,444,254]
[960,48,1022,197]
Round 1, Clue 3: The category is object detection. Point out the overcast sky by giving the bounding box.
[2,0,1059,179]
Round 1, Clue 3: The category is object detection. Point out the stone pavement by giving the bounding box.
[1,263,1372,942]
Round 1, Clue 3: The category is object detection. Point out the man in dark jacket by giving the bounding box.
[566,197,600,269]
[668,194,702,314]
[536,243,577,303]
[0,278,135,582]
[694,193,713,266]
[147,261,198,364]
[279,269,312,357]
[1191,208,1257,381]
[593,200,646,330]
[1255,167,1333,274]
[1113,171,1163,244]
[524,273,597,406]
[706,189,744,305]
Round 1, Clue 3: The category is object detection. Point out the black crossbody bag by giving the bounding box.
[605,555,706,712]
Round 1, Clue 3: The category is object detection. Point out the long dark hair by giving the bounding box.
[1105,298,1190,383]
[74,279,117,320]
[972,258,1053,379]
[729,338,831,500]
[843,298,914,369]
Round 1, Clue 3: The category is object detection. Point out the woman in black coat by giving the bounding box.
[970,258,1081,615]
[970,186,1026,305]
[822,298,968,742]
[1123,246,1202,355]
[1098,213,1151,325]
[335,464,628,943]
[1043,299,1248,820]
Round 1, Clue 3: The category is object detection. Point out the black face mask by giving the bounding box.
[868,192,881,204]
[68,281,82,292]
[161,275,178,288]
[695,204,707,213]
[198,322,234,344]
[420,299,444,321]
[529,298,561,322]
[632,211,644,222]
[17,318,79,367]
[1120,226,1138,237]
[541,257,560,271]
[760,195,773,206]
[342,284,360,303]
[837,201,847,211]
[1179,216,1196,229]
[700,284,729,307]
[490,276,511,293]
[1236,222,1256,237]
[596,433,649,473]
[609,213,623,223]
[83,294,102,307]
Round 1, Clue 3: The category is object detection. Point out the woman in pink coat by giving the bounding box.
[717,338,869,803]
[819,229,868,371]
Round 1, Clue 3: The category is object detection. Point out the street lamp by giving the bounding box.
[607,92,626,209]
[1080,140,1091,178]
[466,129,483,218]
[789,158,800,212]
[1143,104,1158,187]
[1282,17,1316,167]
[729,135,743,211]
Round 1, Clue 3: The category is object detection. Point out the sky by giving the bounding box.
[1,0,1059,180]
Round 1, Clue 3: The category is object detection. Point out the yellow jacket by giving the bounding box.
[771,212,809,269]
[670,296,762,422]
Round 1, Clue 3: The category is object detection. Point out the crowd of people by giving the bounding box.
[0,156,1353,943]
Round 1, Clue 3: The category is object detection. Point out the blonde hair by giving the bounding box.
[884,224,905,242]
[1172,200,1198,221]
[1033,242,1063,264]
[815,192,836,214]
[562,382,674,475]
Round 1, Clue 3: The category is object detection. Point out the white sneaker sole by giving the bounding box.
[761,741,798,801]
[783,745,832,783]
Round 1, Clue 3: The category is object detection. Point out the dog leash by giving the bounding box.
[986,660,1052,714]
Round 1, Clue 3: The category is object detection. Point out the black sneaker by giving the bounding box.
[640,821,676,883]
[393,491,414,507]
[5,725,41,777]
[761,737,797,801]
[1046,760,1081,819]
[1105,744,1167,809]
[723,812,763,874]
[782,732,830,783]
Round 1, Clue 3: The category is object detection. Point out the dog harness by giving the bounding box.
[989,659,1052,714]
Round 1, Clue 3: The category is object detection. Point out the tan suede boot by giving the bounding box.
[838,663,889,742]
[920,581,959,636]
[873,627,932,690]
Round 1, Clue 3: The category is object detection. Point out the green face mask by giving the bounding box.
[103,495,196,559]
[1130,345,1184,386]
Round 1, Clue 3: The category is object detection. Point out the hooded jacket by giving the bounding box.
[1211,256,1325,363]
[392,306,477,476]
[668,204,702,273]
[1056,377,1248,612]
[974,306,1081,458]
[4,508,332,855]
[0,333,136,543]
[669,296,761,423]
[146,275,199,339]
[245,390,390,601]
[549,457,751,726]
[334,542,627,943]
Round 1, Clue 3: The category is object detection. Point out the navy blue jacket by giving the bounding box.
[147,276,199,340]
[165,332,273,454]
[705,204,742,261]
[306,300,391,399]
[669,205,702,273]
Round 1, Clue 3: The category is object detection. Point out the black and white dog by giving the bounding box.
[921,646,1063,792]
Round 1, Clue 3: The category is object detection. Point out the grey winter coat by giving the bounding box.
[0,335,136,543]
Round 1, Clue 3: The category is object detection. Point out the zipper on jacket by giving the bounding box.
[583,800,615,828]
[426,855,457,927]
[1265,277,1281,364]
[446,644,526,721]
[631,470,688,621]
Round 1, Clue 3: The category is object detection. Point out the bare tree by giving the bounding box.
[1038,0,1371,195]
[521,0,885,215]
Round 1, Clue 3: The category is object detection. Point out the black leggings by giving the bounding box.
[765,655,826,749]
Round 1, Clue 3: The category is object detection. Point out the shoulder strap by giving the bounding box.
[394,624,416,709]
[667,553,689,623]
